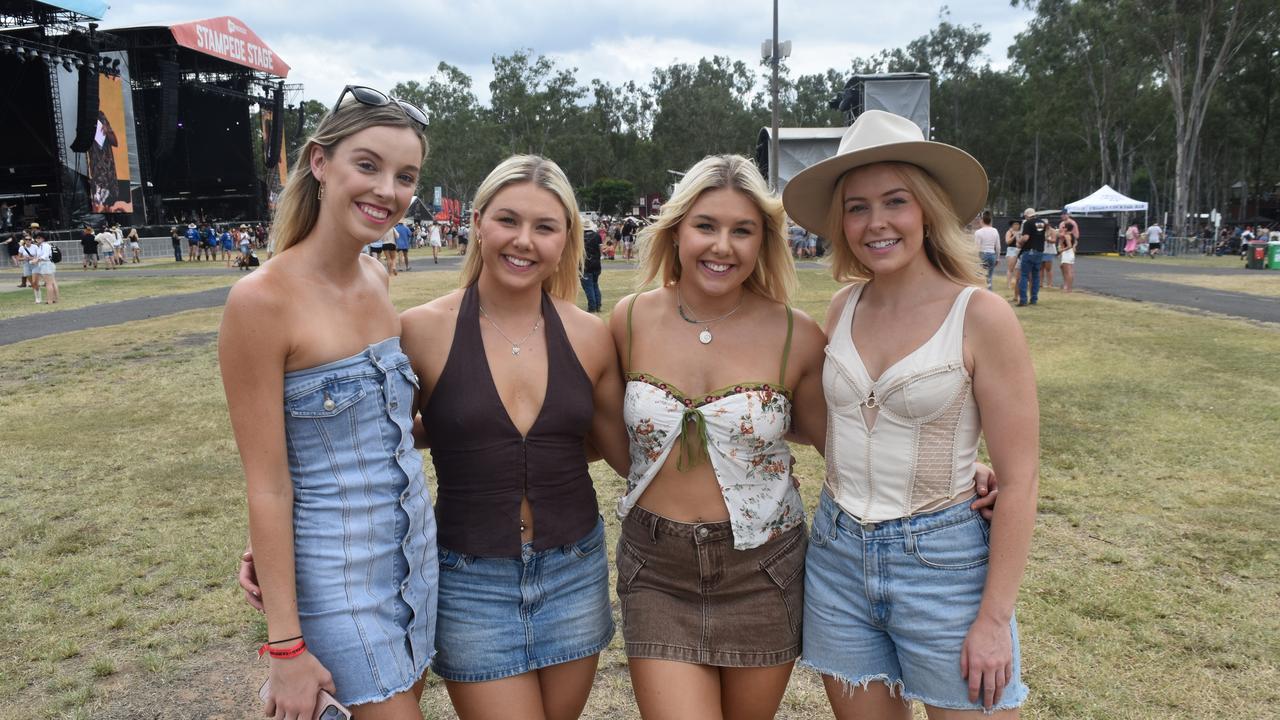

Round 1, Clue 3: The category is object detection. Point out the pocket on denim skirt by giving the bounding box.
[615,539,646,594]
[808,506,832,548]
[438,547,469,571]
[570,519,604,559]
[911,516,990,570]
[759,529,807,635]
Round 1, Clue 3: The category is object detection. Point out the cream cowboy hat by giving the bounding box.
[782,110,988,236]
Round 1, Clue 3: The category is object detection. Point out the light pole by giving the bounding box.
[762,1,791,191]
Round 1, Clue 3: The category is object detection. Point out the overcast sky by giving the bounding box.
[102,1,1035,104]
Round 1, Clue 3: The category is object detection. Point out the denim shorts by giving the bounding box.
[433,517,614,682]
[801,492,1028,711]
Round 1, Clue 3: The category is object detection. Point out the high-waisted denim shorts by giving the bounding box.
[801,492,1028,711]
[616,506,806,667]
[432,517,614,682]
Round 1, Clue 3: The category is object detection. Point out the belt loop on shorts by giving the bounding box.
[901,517,916,555]
[647,511,659,544]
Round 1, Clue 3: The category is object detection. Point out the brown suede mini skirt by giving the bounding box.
[615,505,806,667]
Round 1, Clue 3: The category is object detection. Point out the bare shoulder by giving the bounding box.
[358,251,389,285]
[964,288,1024,343]
[787,305,829,357]
[401,287,464,335]
[823,282,858,334]
[553,297,614,354]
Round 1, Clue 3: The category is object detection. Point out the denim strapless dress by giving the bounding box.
[282,337,437,706]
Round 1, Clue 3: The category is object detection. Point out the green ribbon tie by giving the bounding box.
[677,406,710,471]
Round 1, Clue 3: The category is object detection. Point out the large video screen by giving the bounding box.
[142,84,254,195]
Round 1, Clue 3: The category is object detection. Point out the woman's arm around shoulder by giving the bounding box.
[784,305,829,453]
[556,298,630,477]
[960,288,1039,708]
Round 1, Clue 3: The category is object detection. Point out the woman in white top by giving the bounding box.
[29,233,59,304]
[783,110,1038,718]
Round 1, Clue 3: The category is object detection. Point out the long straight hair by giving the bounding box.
[269,100,428,255]
[460,155,583,301]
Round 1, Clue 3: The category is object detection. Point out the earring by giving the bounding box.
[317,183,325,201]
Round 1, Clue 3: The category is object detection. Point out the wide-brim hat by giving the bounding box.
[782,110,988,236]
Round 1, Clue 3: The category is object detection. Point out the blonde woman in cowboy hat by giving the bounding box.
[784,110,1038,718]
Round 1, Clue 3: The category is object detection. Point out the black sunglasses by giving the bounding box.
[333,85,428,129]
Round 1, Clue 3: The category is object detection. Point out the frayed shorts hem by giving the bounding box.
[797,660,1028,714]
[342,651,435,708]
[433,635,612,683]
[627,641,799,668]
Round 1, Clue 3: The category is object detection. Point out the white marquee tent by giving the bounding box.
[1065,185,1148,214]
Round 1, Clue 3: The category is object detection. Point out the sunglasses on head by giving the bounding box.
[333,85,428,128]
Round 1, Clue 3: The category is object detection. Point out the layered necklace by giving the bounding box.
[675,284,744,345]
[479,304,542,356]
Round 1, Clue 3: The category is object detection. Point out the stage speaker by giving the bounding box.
[831,73,931,138]
[69,65,99,153]
[265,84,284,167]
[154,56,179,158]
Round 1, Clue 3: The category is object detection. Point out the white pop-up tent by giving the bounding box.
[1065,185,1147,214]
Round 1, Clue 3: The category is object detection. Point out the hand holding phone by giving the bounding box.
[259,679,351,720]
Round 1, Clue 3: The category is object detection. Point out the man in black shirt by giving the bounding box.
[580,220,603,312]
[1017,207,1047,306]
[80,226,99,269]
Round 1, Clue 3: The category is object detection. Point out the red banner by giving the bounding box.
[169,16,290,77]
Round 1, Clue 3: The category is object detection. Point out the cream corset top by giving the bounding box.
[822,284,982,522]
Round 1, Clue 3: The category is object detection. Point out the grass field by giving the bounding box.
[1140,272,1280,298]
[0,268,1276,719]
[1103,255,1246,269]
[0,274,238,321]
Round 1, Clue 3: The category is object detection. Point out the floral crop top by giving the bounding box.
[617,299,806,550]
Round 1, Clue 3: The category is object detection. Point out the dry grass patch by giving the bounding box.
[1139,272,1280,297]
[0,269,1275,718]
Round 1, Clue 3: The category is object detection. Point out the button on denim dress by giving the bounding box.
[282,337,437,706]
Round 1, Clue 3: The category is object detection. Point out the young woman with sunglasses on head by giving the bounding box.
[784,111,1037,719]
[222,86,439,720]
[399,154,629,720]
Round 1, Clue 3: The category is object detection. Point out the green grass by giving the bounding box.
[1098,254,1245,269]
[0,269,1275,718]
[0,274,237,320]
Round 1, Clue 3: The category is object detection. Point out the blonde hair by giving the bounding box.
[460,155,582,301]
[637,154,795,303]
[270,98,428,255]
[826,162,982,286]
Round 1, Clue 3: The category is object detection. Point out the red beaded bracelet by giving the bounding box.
[258,639,307,659]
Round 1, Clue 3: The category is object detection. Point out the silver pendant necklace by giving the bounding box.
[479,304,542,356]
[675,284,744,345]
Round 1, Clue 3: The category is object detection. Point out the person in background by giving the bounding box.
[110,225,126,266]
[97,227,117,269]
[1057,210,1079,292]
[169,226,183,262]
[428,221,443,264]
[185,223,201,262]
[128,227,142,263]
[395,219,412,271]
[1145,221,1163,256]
[238,225,252,268]
[81,225,100,269]
[18,234,36,292]
[974,211,1000,291]
[1124,222,1140,257]
[1039,220,1057,290]
[1017,208,1047,306]
[580,218,603,312]
[30,231,59,304]
[1004,219,1022,300]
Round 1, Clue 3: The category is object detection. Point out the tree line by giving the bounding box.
[272,1,1279,236]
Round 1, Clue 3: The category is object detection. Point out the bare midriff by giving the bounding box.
[635,457,730,524]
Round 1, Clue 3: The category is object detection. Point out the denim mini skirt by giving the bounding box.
[801,491,1028,711]
[283,337,438,707]
[433,517,614,682]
